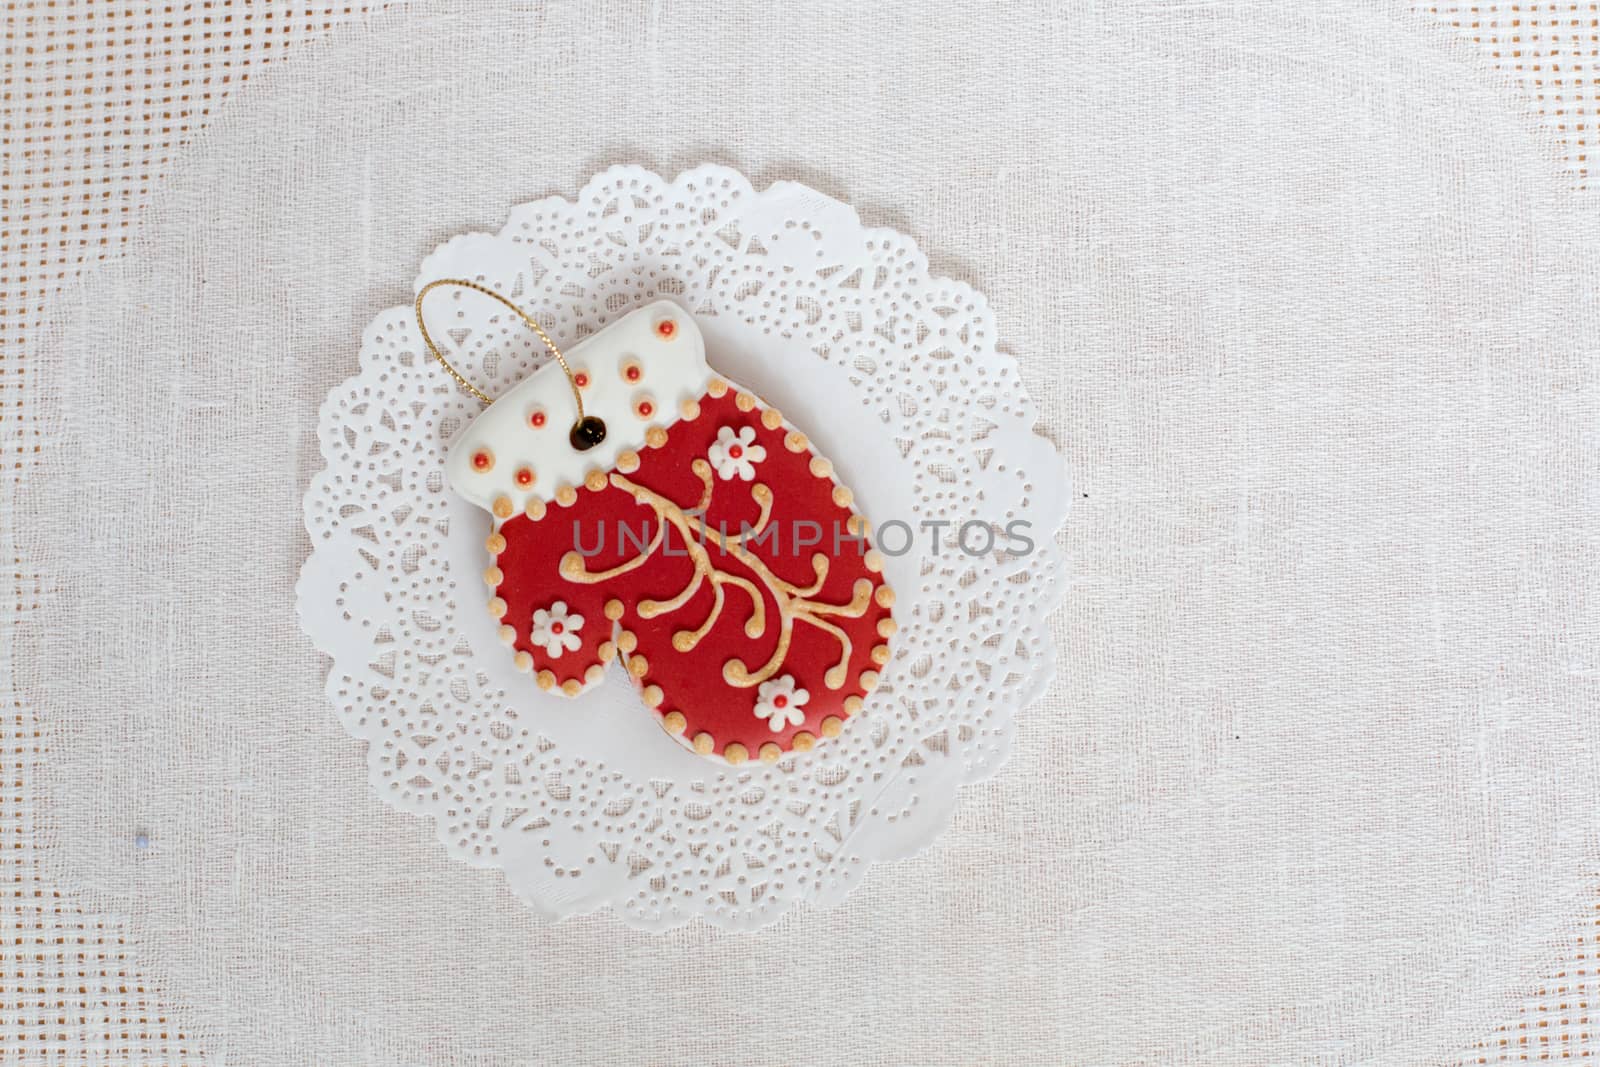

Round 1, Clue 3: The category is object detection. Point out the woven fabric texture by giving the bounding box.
[6,2,1600,1064]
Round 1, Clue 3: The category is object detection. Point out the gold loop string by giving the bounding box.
[414,279,583,416]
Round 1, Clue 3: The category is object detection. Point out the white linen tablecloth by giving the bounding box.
[6,2,1600,1063]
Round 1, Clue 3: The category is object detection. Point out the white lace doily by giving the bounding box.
[297,165,1068,930]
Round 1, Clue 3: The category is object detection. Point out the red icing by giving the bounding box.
[656,320,676,339]
[529,411,547,428]
[492,388,892,754]
[575,372,590,388]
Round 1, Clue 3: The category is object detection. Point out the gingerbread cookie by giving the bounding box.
[445,300,895,762]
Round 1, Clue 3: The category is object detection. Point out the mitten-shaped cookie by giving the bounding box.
[445,299,895,763]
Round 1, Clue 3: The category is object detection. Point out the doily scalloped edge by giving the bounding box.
[296,164,1072,930]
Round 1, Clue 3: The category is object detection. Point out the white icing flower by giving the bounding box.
[754,674,809,732]
[530,600,584,658]
[707,424,767,481]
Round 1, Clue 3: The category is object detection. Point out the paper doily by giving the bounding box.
[297,165,1069,930]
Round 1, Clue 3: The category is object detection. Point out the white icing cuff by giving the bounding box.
[445,299,710,515]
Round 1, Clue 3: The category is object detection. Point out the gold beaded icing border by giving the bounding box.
[479,372,896,764]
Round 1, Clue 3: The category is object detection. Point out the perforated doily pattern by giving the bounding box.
[3,1,1599,1060]
[298,165,1068,929]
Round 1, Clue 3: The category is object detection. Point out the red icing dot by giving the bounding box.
[515,468,534,487]
[773,694,787,708]
[637,401,654,418]
[551,622,564,635]
[625,365,641,382]
[656,320,676,339]
[729,444,743,459]
[529,411,547,428]
[574,372,590,388]
[471,450,492,471]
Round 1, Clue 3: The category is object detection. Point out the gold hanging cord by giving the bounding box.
[414,278,582,416]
